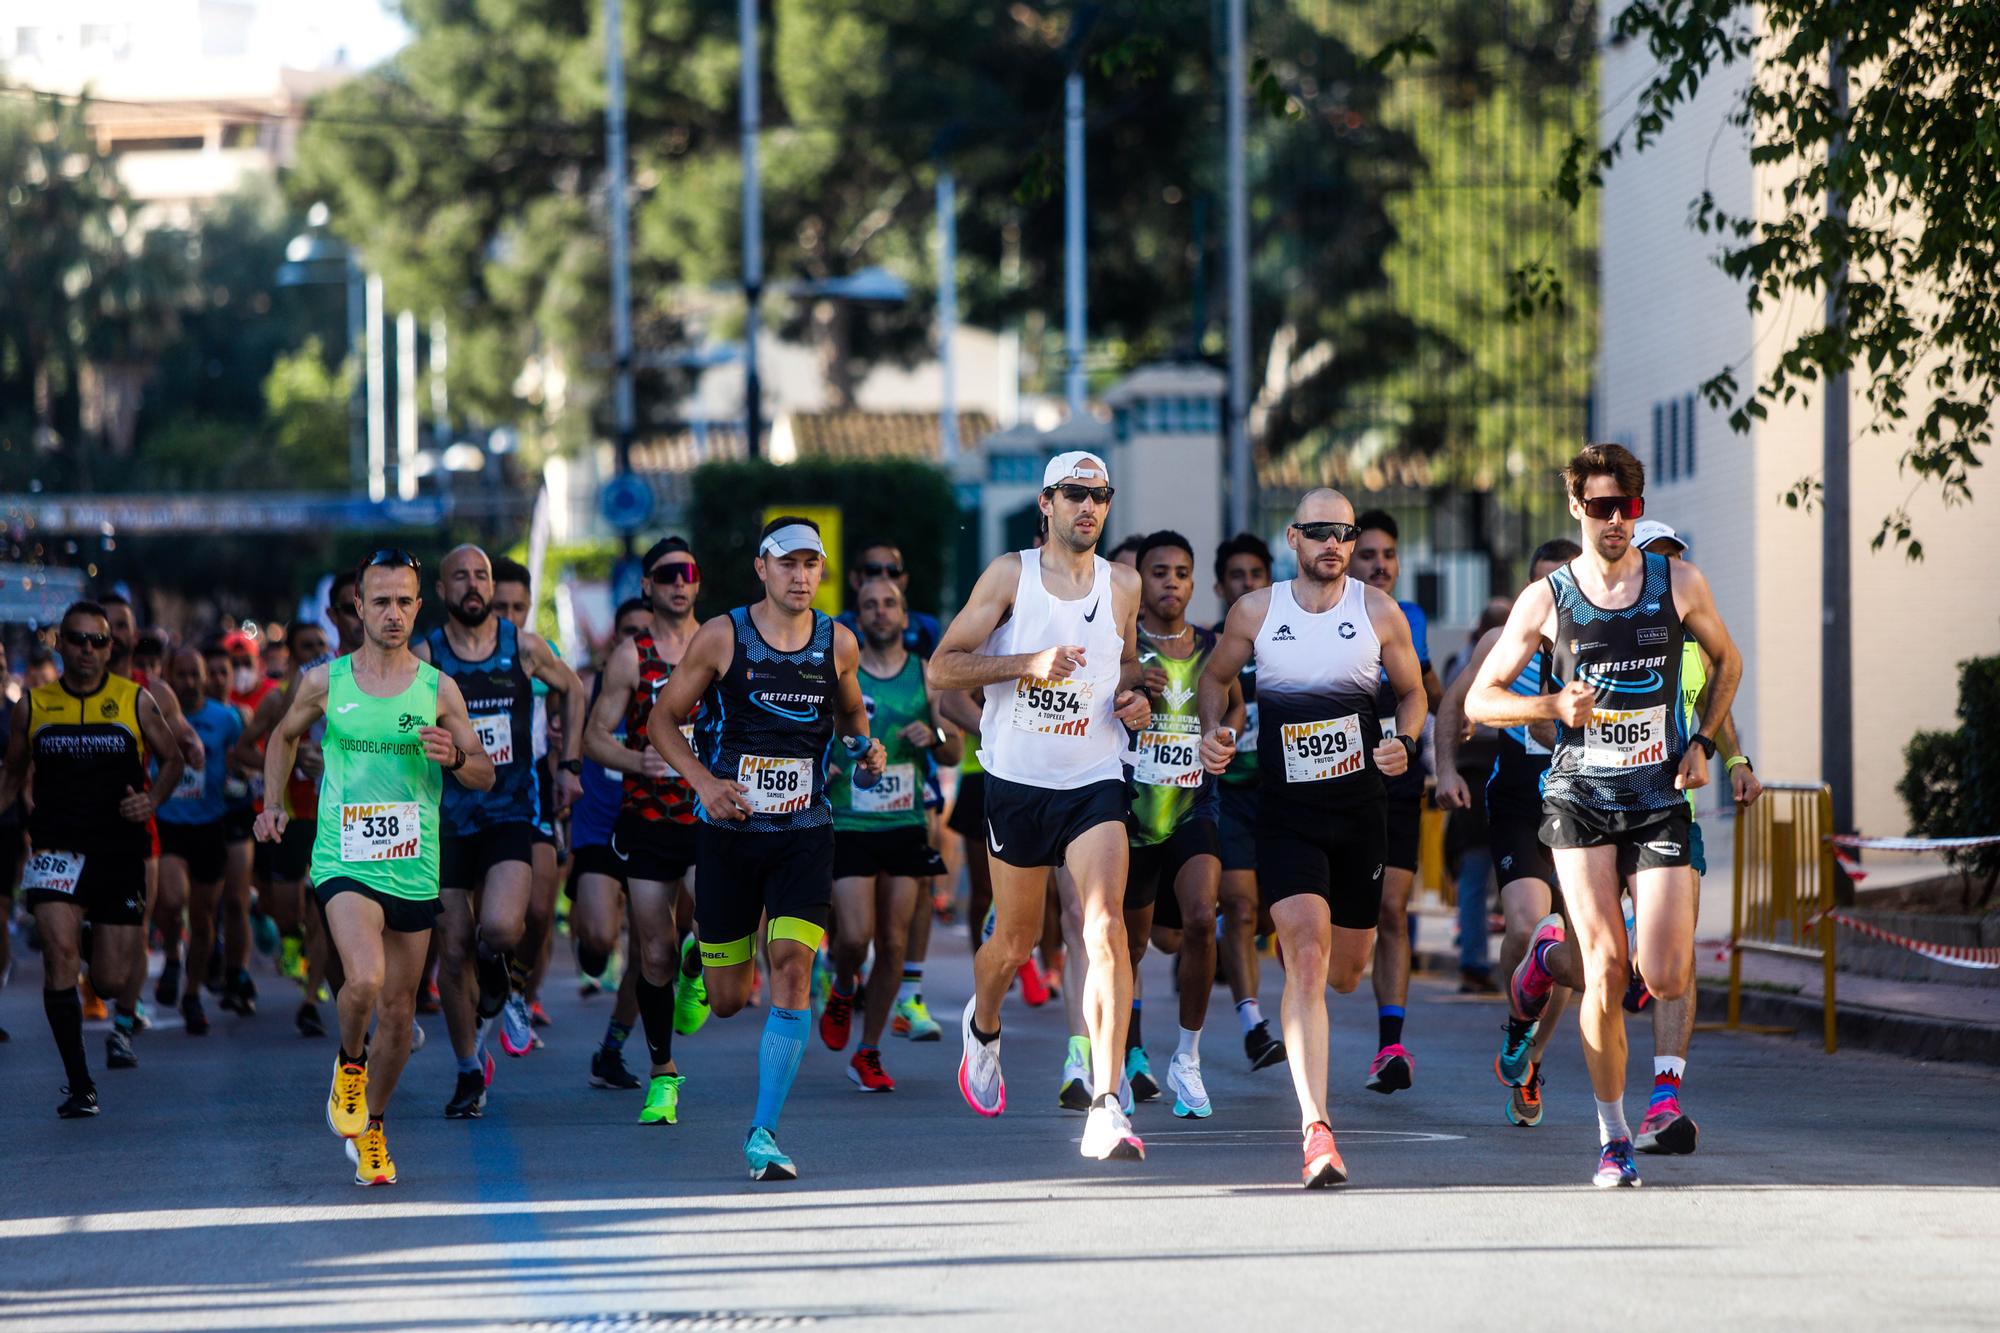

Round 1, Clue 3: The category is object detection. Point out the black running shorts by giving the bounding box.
[1217,784,1260,874]
[1127,817,1220,913]
[981,774,1126,870]
[1540,802,1694,878]
[158,819,228,885]
[695,823,833,953]
[313,876,441,934]
[439,821,538,891]
[1257,800,1387,930]
[833,825,948,881]
[946,771,987,839]
[1489,814,1558,888]
[611,811,698,884]
[22,844,147,926]
[1384,792,1422,874]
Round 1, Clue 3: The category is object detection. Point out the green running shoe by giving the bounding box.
[637,1073,684,1125]
[745,1126,796,1181]
[893,995,941,1041]
[674,937,711,1036]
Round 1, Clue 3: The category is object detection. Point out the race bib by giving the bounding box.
[850,762,917,813]
[339,802,422,862]
[1132,731,1203,788]
[1281,714,1366,784]
[1581,705,1668,770]
[23,849,84,895]
[173,764,207,802]
[1239,700,1259,751]
[737,755,815,815]
[1011,676,1092,736]
[471,713,514,767]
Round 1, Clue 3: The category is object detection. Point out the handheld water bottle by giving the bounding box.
[841,734,880,788]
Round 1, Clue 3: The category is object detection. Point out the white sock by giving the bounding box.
[1236,998,1263,1034]
[1176,1025,1201,1062]
[897,978,920,1004]
[1654,1055,1686,1081]
[1596,1096,1630,1146]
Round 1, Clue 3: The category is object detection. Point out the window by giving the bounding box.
[1684,392,1697,476]
[987,452,1041,484]
[1651,402,1664,480]
[1667,397,1680,481]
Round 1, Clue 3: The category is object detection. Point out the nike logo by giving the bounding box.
[337,703,361,715]
[987,822,1004,855]
[1083,601,1099,623]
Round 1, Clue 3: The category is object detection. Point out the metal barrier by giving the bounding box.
[1728,782,1838,1053]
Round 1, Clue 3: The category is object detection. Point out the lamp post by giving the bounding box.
[276,203,369,496]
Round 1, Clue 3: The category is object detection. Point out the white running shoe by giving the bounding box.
[1165,1053,1211,1119]
[1080,1097,1145,1160]
[957,998,1005,1116]
[410,1017,426,1052]
[1059,1036,1093,1112]
[499,994,535,1057]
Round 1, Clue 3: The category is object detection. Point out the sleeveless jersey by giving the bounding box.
[1485,645,1554,822]
[426,620,539,835]
[695,606,838,833]
[571,670,625,849]
[1129,626,1220,846]
[159,698,244,826]
[1252,578,1386,810]
[309,657,442,901]
[623,629,699,825]
[1217,613,1259,788]
[1541,552,1688,820]
[1679,638,1707,816]
[27,673,149,855]
[831,653,931,832]
[976,550,1126,790]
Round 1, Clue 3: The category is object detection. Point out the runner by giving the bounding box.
[1466,443,1742,1188]
[834,539,944,657]
[821,575,959,1091]
[416,545,583,1118]
[1121,530,1242,1120]
[582,537,711,1128]
[202,637,260,1017]
[930,452,1155,1161]
[0,641,25,1041]
[489,557,563,1036]
[647,515,887,1180]
[0,600,185,1114]
[1197,489,1426,1187]
[255,549,494,1185]
[155,647,246,1037]
[1349,511,1444,1094]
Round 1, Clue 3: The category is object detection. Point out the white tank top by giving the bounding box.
[977,550,1127,790]
[1252,576,1386,806]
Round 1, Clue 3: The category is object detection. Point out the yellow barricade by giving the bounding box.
[1728,782,1837,1053]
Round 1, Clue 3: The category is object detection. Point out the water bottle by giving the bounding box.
[841,734,880,789]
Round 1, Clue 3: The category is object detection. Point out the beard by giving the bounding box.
[447,596,490,626]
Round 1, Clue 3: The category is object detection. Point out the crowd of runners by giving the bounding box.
[1,440,1759,1190]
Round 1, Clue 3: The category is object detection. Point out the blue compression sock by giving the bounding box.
[752,1007,809,1134]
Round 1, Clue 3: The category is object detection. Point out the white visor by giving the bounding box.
[759,523,827,559]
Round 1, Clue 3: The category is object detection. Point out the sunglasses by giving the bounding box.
[364,548,422,573]
[647,560,700,585]
[858,561,905,579]
[1580,496,1645,522]
[63,630,111,650]
[1291,520,1360,544]
[1048,484,1114,506]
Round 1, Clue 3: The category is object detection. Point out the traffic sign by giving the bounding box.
[600,473,655,532]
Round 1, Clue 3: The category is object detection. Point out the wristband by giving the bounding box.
[558,759,583,776]
[446,745,467,773]
[1725,754,1751,771]
[1395,734,1419,764]
[1689,733,1717,760]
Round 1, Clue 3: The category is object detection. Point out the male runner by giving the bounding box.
[256,550,493,1185]
[834,540,943,656]
[3,602,183,1111]
[1210,532,1286,1071]
[417,546,582,1117]
[0,641,26,1040]
[1466,443,1741,1188]
[821,575,959,1091]
[1121,530,1242,1120]
[648,515,886,1181]
[583,537,712,1127]
[930,452,1154,1161]
[1349,510,1444,1093]
[1198,490,1426,1187]
[155,648,245,1037]
[490,557,563,1033]
[203,637,260,1015]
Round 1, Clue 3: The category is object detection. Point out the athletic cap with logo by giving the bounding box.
[1631,519,1687,553]
[759,521,827,559]
[1043,451,1110,489]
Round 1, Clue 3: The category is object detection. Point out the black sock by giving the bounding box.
[1126,1003,1143,1051]
[970,1017,999,1045]
[579,945,609,978]
[339,1047,365,1067]
[636,974,676,1068]
[1378,1008,1406,1048]
[44,987,91,1091]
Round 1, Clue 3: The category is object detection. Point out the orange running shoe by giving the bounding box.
[1302,1121,1347,1189]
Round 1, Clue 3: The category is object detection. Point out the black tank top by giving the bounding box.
[695,606,838,832]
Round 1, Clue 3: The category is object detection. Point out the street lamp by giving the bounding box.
[276,203,370,496]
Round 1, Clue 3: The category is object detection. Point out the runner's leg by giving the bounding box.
[1063,821,1133,1102]
[859,876,918,1048]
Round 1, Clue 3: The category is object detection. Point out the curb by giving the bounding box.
[1692,983,2000,1067]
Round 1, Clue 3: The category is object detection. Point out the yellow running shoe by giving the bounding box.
[346,1123,396,1185]
[637,1073,684,1125]
[326,1058,368,1139]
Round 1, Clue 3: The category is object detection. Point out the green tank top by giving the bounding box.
[831,654,931,832]
[310,656,444,901]
[1680,639,1707,816]
[1130,628,1217,847]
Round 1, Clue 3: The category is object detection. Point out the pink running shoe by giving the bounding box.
[1509,914,1565,1023]
[1364,1043,1413,1094]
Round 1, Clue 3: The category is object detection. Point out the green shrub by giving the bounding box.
[1899,655,2000,894]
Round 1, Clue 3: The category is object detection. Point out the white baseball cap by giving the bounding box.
[1043,451,1110,489]
[1632,519,1687,553]
[759,521,827,558]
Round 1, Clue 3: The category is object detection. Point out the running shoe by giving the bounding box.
[327,1058,368,1138]
[811,952,830,1017]
[474,947,510,1021]
[1059,1035,1092,1112]
[499,994,535,1057]
[57,1085,100,1118]
[1509,914,1564,1023]
[106,1026,137,1069]
[1636,1095,1700,1155]
[1496,1017,1539,1087]
[480,1045,496,1088]
[589,1045,642,1090]
[1623,966,1653,1013]
[346,1124,396,1186]
[1594,1137,1642,1188]
[1165,1053,1212,1119]
[181,993,210,1037]
[416,978,442,1014]
[637,1073,684,1125]
[251,910,279,957]
[132,1003,152,1032]
[892,995,941,1041]
[530,999,552,1028]
[444,1069,487,1119]
[957,998,1005,1117]
[1506,1064,1544,1127]
[154,959,182,1007]
[81,983,108,1022]
[1017,959,1050,1007]
[1125,1046,1161,1102]
[279,934,305,982]
[819,986,854,1051]
[674,937,710,1035]
[410,1017,426,1052]
[1244,1019,1287,1071]
[1365,1043,1413,1094]
[1080,1097,1145,1161]
[1302,1121,1347,1188]
[745,1126,796,1182]
[848,1047,895,1093]
[296,1001,326,1038]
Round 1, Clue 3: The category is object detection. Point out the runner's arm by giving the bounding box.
[1467,582,1570,729]
[925,691,965,767]
[649,617,750,819]
[831,624,886,776]
[132,689,186,820]
[1370,588,1427,775]
[1110,564,1151,727]
[149,676,201,756]
[930,555,1072,690]
[430,674,497,791]
[255,667,328,840]
[1674,560,1742,755]
[1436,626,1503,776]
[934,686,983,735]
[1197,589,1264,772]
[582,637,650,775]
[232,687,285,774]
[0,696,31,813]
[524,630,587,810]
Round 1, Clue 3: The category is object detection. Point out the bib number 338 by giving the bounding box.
[340,802,422,862]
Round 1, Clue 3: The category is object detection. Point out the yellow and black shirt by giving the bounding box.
[27,673,150,855]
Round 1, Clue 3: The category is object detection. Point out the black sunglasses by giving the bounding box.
[1581,496,1645,521]
[1048,483,1114,505]
[858,561,905,579]
[1291,520,1360,544]
[63,630,111,650]
[647,560,700,585]
[363,548,422,573]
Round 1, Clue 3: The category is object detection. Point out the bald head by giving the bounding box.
[1294,488,1356,525]
[440,544,495,627]
[1287,488,1361,589]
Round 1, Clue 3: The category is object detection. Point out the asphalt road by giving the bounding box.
[3,921,1998,1332]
